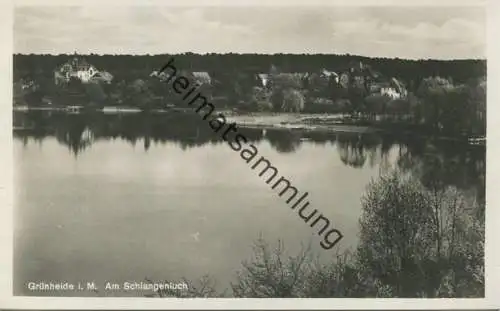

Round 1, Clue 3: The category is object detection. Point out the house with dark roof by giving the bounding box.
[368,77,407,100]
[191,72,212,85]
[320,69,339,84]
[149,70,172,82]
[89,71,114,84]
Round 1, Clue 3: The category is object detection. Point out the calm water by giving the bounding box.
[13,111,485,296]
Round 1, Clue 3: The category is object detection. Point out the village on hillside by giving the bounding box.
[12,54,486,140]
[14,56,407,109]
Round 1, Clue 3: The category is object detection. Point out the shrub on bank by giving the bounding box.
[280,88,305,112]
[414,76,486,136]
[304,98,352,114]
[249,86,273,112]
[364,94,391,116]
[145,170,483,298]
[357,170,484,297]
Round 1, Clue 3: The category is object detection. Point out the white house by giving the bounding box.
[54,57,100,85]
[368,78,407,100]
[390,77,408,98]
[150,70,172,82]
[76,65,98,83]
[381,87,401,99]
[192,72,212,85]
[256,73,269,87]
[20,79,38,90]
[339,73,350,89]
[320,69,339,84]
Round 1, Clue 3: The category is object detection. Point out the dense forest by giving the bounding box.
[13,53,486,84]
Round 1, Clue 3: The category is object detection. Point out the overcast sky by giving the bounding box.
[14,6,486,59]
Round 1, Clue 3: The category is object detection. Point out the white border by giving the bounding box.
[6,0,490,7]
[1,0,498,309]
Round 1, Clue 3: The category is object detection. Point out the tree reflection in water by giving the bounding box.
[337,133,367,168]
[265,129,302,153]
[13,111,485,201]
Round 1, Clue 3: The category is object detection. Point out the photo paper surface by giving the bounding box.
[1,0,499,309]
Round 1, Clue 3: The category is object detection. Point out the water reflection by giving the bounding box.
[266,129,302,153]
[13,111,485,201]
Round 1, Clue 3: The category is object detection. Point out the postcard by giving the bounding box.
[0,0,498,309]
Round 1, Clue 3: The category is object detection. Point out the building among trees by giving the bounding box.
[54,57,100,85]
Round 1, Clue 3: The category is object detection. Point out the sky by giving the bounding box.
[13,5,486,60]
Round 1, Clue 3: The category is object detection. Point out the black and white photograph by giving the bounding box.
[4,0,495,303]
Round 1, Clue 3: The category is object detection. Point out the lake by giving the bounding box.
[12,111,485,296]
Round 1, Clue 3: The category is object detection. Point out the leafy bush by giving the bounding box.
[249,86,273,112]
[357,169,484,297]
[364,94,391,115]
[281,88,305,112]
[417,76,455,97]
[413,76,486,136]
[85,82,107,105]
[270,73,303,89]
[385,98,411,117]
[144,170,483,298]
[231,239,313,297]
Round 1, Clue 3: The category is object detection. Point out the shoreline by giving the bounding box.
[12,106,486,145]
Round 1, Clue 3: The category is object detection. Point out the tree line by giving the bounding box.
[13,53,487,138]
[13,53,486,84]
